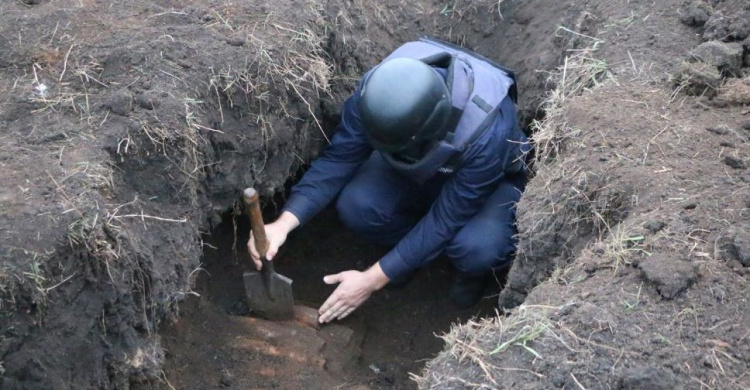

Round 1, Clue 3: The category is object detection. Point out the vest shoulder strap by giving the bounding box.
[419,36,518,103]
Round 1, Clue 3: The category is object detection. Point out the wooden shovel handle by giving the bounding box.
[243,188,271,264]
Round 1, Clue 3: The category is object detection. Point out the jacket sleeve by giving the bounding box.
[377,116,514,280]
[282,92,373,225]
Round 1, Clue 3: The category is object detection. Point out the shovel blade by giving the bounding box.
[243,271,295,321]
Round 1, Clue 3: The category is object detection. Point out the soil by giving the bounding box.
[0,0,748,389]
[158,208,499,389]
[0,0,421,387]
[418,0,750,388]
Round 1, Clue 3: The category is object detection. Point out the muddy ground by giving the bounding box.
[0,0,748,389]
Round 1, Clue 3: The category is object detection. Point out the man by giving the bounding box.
[248,37,529,324]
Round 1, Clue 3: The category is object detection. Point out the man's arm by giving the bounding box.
[317,126,511,323]
[282,93,372,226]
[248,91,372,268]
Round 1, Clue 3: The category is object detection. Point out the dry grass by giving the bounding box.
[531,44,608,164]
[516,163,634,274]
[437,0,507,21]
[2,54,118,307]
[0,246,59,310]
[717,75,750,104]
[16,48,107,124]
[412,305,582,388]
[591,212,649,273]
[208,21,332,145]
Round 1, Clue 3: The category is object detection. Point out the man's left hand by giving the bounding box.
[318,263,389,323]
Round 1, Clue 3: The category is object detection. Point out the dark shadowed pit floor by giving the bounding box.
[159,205,502,389]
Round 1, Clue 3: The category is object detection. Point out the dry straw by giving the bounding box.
[531,43,608,164]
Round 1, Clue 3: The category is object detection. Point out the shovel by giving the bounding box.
[242,188,295,321]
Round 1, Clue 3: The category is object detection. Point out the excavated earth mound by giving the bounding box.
[419,0,750,388]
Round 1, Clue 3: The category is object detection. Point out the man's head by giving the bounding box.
[358,58,451,153]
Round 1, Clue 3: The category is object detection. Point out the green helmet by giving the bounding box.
[358,58,452,153]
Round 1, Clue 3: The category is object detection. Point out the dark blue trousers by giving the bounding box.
[336,153,523,275]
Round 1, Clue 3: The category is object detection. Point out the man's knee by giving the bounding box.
[446,225,516,274]
[336,183,391,234]
[336,184,366,232]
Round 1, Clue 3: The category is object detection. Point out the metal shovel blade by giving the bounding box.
[243,270,295,321]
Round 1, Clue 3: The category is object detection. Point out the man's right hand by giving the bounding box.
[247,211,300,270]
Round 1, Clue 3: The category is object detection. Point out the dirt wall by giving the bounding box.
[0,0,415,387]
[1,0,568,388]
[418,0,750,388]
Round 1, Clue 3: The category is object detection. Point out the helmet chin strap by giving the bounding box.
[394,138,439,163]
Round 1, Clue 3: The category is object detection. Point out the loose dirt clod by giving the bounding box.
[718,76,750,105]
[621,366,683,390]
[638,254,699,299]
[689,41,744,76]
[674,60,723,96]
[724,155,747,169]
[679,0,712,28]
[716,226,750,267]
[707,124,731,134]
[643,220,666,233]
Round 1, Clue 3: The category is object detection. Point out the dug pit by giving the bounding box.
[159,205,502,389]
[3,0,542,385]
[146,1,586,386]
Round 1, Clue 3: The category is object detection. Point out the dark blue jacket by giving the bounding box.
[282,80,527,279]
